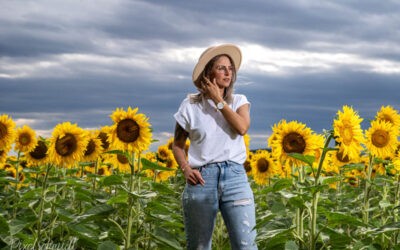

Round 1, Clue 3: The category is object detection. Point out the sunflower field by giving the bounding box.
[1,105,400,250]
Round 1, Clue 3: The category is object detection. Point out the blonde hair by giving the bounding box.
[190,54,237,104]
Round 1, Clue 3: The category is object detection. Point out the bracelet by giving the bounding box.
[180,162,189,172]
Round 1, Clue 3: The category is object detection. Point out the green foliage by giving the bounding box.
[2,150,400,249]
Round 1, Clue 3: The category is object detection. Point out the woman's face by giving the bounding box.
[210,55,233,89]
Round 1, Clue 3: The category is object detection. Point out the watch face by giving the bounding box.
[217,102,224,110]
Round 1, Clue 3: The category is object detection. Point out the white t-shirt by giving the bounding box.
[174,94,250,167]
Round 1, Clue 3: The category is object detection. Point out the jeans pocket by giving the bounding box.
[230,163,246,174]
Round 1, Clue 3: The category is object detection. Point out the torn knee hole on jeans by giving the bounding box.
[233,198,252,206]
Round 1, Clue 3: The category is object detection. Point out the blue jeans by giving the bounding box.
[182,161,257,250]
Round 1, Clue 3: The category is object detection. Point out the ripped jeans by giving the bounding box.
[182,161,257,250]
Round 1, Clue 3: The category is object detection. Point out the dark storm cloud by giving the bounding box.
[1,0,400,150]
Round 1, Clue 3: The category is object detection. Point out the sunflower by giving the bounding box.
[157,144,174,162]
[333,106,365,160]
[82,162,96,176]
[375,105,400,134]
[244,134,251,156]
[321,151,339,176]
[365,120,398,159]
[104,153,131,173]
[372,163,386,178]
[268,120,287,148]
[156,160,178,182]
[143,152,157,178]
[279,160,292,178]
[97,125,112,151]
[25,139,49,167]
[0,162,13,171]
[344,169,362,187]
[82,131,103,162]
[269,120,322,166]
[250,150,277,185]
[14,125,37,153]
[244,151,254,177]
[109,107,152,153]
[0,114,16,149]
[97,165,112,176]
[329,148,359,169]
[392,157,400,175]
[2,163,26,189]
[166,137,174,150]
[311,134,325,168]
[48,122,89,167]
[0,145,11,164]
[321,153,340,190]
[158,145,179,169]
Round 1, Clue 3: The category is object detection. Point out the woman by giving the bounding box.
[172,44,257,250]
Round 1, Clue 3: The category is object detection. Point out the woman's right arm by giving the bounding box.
[172,122,204,185]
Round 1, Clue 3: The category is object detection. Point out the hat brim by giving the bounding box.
[192,44,242,82]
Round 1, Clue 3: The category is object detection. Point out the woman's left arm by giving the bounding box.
[220,103,250,136]
[202,77,250,135]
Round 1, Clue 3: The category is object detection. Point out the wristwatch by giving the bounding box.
[217,101,227,110]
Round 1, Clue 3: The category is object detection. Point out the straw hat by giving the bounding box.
[192,44,242,82]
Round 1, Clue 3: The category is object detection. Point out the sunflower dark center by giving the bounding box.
[282,132,306,154]
[19,132,31,146]
[116,119,140,143]
[382,115,393,124]
[84,139,96,156]
[3,164,12,170]
[336,151,350,163]
[159,150,168,159]
[98,132,110,150]
[257,158,269,173]
[342,126,354,145]
[29,141,48,160]
[371,129,389,148]
[55,133,77,157]
[244,161,251,173]
[348,176,357,186]
[166,160,173,169]
[7,170,16,178]
[0,123,7,140]
[98,168,105,175]
[117,154,129,164]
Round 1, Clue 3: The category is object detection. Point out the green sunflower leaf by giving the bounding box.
[287,153,315,167]
[100,174,124,186]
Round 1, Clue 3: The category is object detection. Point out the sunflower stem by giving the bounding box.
[125,151,136,249]
[12,151,21,219]
[311,132,333,250]
[92,159,98,193]
[393,175,400,244]
[34,163,52,249]
[362,154,373,224]
[136,152,142,249]
[294,164,305,248]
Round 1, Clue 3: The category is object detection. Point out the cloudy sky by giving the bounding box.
[1,0,400,151]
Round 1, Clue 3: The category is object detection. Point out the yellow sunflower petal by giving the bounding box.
[109,107,153,153]
[365,120,398,159]
[333,106,365,160]
[25,139,49,166]
[14,125,37,153]
[250,150,277,185]
[0,114,16,149]
[48,122,89,167]
[269,120,322,166]
[375,105,400,134]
